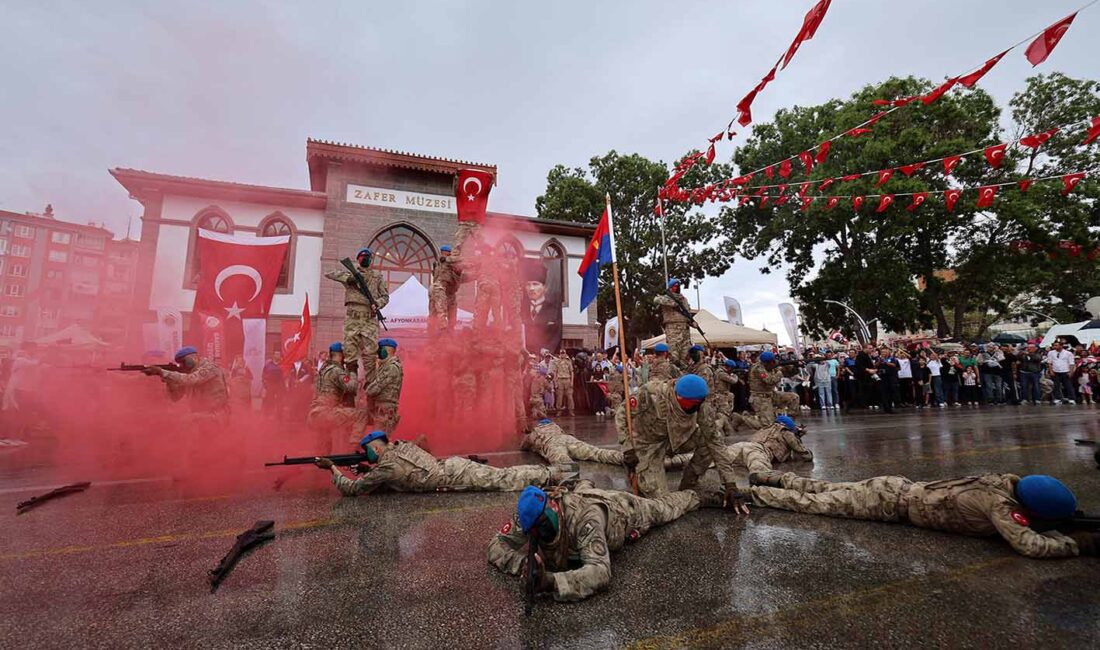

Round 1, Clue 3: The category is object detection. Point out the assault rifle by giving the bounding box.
[339,257,388,331]
[108,362,181,373]
[1028,511,1100,534]
[664,289,712,349]
[265,452,370,469]
[209,520,275,592]
[525,534,539,616]
[16,481,91,515]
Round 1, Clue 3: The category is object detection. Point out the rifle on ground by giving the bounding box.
[339,257,388,331]
[107,362,181,373]
[209,520,275,592]
[265,452,371,470]
[16,482,91,515]
[664,289,712,348]
[525,534,539,616]
[1029,511,1100,534]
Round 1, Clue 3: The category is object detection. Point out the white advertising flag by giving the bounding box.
[603,317,619,350]
[778,302,801,357]
[242,317,267,398]
[723,297,744,326]
[154,306,183,356]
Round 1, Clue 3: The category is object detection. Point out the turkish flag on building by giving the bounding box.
[976,185,998,208]
[1025,13,1077,66]
[279,295,312,372]
[191,229,289,361]
[455,169,494,223]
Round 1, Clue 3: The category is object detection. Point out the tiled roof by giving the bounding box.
[109,168,327,209]
[306,139,496,191]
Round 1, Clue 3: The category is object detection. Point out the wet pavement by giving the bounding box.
[3,405,1100,649]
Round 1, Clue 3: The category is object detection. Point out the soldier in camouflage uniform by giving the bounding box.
[318,431,569,495]
[654,278,694,367]
[488,481,737,602]
[606,364,625,412]
[647,342,680,382]
[748,472,1098,559]
[616,374,747,505]
[464,242,502,330]
[712,359,745,435]
[324,248,389,376]
[453,221,480,256]
[499,245,524,337]
[663,416,813,474]
[307,343,369,449]
[428,245,461,333]
[364,338,402,435]
[527,418,692,469]
[744,351,799,429]
[551,350,575,416]
[146,346,229,424]
[528,365,550,423]
[686,345,715,392]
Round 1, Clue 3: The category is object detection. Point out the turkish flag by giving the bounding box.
[779,159,793,179]
[456,169,494,223]
[899,162,925,177]
[907,193,928,212]
[1020,127,1060,148]
[845,127,872,138]
[765,165,775,179]
[840,173,861,182]
[781,0,833,69]
[867,112,889,126]
[976,185,997,208]
[798,182,811,198]
[943,155,963,174]
[1025,13,1077,66]
[944,189,962,212]
[801,197,815,212]
[775,194,791,207]
[921,78,957,106]
[1062,172,1086,195]
[958,50,1008,88]
[705,143,717,165]
[815,141,832,164]
[984,144,1007,168]
[852,196,865,211]
[875,169,894,187]
[819,178,836,191]
[1083,116,1100,145]
[826,196,840,210]
[875,195,894,213]
[759,195,771,208]
[798,151,815,174]
[192,229,288,361]
[279,295,312,372]
[1018,179,1033,193]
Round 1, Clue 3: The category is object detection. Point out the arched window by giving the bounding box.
[186,208,233,287]
[541,240,568,307]
[369,224,436,293]
[260,215,293,290]
[496,236,524,260]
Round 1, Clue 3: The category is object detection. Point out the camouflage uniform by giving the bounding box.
[688,359,716,393]
[745,361,794,429]
[750,473,1081,559]
[648,356,681,382]
[160,358,229,424]
[330,440,561,495]
[307,361,369,440]
[551,356,575,415]
[662,435,800,474]
[616,379,739,497]
[499,255,524,335]
[522,420,624,465]
[654,291,693,366]
[364,355,403,435]
[753,423,814,464]
[324,264,389,369]
[454,364,478,417]
[429,255,461,332]
[528,371,550,422]
[453,222,480,256]
[712,367,743,435]
[487,480,700,601]
[606,370,625,411]
[471,258,502,330]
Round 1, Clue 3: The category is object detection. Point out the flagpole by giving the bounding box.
[656,186,669,286]
[606,193,637,489]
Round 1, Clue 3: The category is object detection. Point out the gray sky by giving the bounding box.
[1,0,1096,341]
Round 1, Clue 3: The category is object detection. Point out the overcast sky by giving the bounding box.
[1,0,1096,342]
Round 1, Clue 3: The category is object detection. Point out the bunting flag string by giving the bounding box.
[664,0,1097,205]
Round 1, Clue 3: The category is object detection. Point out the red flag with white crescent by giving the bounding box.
[1018,179,1033,193]
[852,196,865,211]
[455,169,494,223]
[976,185,998,209]
[944,189,963,213]
[1025,13,1077,67]
[1062,172,1086,195]
[958,50,1008,88]
[907,193,928,212]
[1083,117,1100,145]
[1020,127,1059,149]
[798,151,814,174]
[815,141,832,164]
[943,155,963,174]
[899,163,925,177]
[875,169,894,187]
[191,229,289,361]
[875,195,894,213]
[826,196,840,210]
[984,144,1007,168]
[279,295,312,372]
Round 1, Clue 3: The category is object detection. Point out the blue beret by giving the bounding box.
[776,415,797,432]
[378,338,398,349]
[174,346,198,362]
[440,245,452,252]
[1017,475,1077,520]
[760,351,776,363]
[329,342,343,353]
[357,248,372,257]
[690,344,705,353]
[667,278,681,289]
[655,343,670,353]
[517,486,548,533]
[615,364,623,372]
[674,374,709,400]
[537,418,552,425]
[724,359,736,368]
[359,430,389,448]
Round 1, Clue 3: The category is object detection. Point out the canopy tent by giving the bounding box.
[641,309,777,349]
[32,324,110,349]
[991,332,1027,344]
[1040,320,1100,348]
[380,276,472,329]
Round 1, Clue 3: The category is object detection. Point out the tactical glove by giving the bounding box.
[1068,531,1100,556]
[723,483,751,516]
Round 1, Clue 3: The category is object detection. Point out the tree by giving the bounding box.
[536,151,732,340]
[719,74,1100,340]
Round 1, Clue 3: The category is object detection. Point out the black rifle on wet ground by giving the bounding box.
[1029,511,1100,534]
[339,257,388,331]
[209,520,275,592]
[16,481,91,515]
[107,362,182,373]
[266,452,372,472]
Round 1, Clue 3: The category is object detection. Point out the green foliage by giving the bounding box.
[719,73,1100,339]
[535,151,733,338]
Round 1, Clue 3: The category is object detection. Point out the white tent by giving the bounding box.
[641,309,777,348]
[380,276,472,329]
[1040,320,1100,348]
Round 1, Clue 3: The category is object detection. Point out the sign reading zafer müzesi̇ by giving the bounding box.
[346,184,456,214]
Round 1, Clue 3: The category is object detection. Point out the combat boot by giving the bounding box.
[749,470,786,488]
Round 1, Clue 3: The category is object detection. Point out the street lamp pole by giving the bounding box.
[824,299,872,344]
